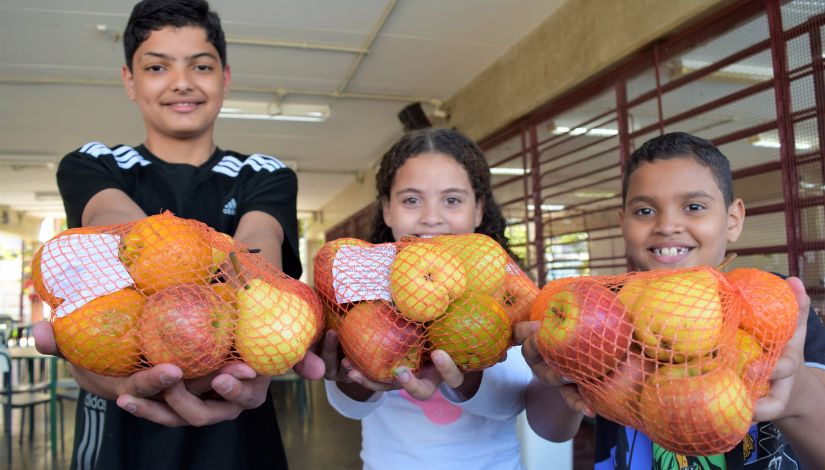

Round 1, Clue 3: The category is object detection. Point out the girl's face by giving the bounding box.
[382,152,483,241]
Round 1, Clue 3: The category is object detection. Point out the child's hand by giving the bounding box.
[514,320,594,417]
[752,276,810,422]
[393,350,482,401]
[319,329,353,383]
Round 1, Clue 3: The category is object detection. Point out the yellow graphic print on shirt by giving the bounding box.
[652,443,726,470]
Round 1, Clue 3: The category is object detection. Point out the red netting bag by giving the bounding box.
[529,266,798,455]
[32,211,323,379]
[314,233,537,382]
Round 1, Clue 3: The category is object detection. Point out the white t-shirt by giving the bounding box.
[325,346,533,470]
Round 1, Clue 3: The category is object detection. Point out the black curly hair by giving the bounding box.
[369,128,519,262]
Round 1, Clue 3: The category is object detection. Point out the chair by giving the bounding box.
[55,376,80,454]
[0,315,14,346]
[1,349,52,464]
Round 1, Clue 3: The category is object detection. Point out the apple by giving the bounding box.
[53,288,144,376]
[390,241,466,322]
[726,268,798,350]
[428,293,511,370]
[139,284,234,378]
[121,213,214,294]
[497,271,539,325]
[733,329,771,398]
[619,269,725,363]
[313,237,371,302]
[435,233,508,294]
[337,300,426,383]
[235,278,323,376]
[639,364,754,455]
[578,346,656,428]
[209,232,235,275]
[533,279,633,382]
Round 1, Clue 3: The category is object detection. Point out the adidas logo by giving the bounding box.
[222,198,237,216]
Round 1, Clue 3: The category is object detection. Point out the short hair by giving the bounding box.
[622,132,734,206]
[123,0,227,71]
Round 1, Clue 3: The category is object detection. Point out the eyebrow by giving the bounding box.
[627,190,716,205]
[141,51,219,61]
[394,187,471,196]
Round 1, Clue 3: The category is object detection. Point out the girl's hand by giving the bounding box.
[320,329,353,383]
[394,350,482,401]
[752,277,809,422]
[514,320,594,417]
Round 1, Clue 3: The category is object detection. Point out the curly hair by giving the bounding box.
[368,128,520,263]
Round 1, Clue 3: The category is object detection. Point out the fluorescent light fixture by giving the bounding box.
[749,136,813,150]
[573,191,617,198]
[219,99,330,122]
[551,125,618,137]
[490,167,530,176]
[527,204,565,212]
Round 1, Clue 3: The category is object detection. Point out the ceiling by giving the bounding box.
[0,0,567,220]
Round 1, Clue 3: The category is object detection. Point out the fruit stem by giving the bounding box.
[716,252,737,271]
[228,252,249,289]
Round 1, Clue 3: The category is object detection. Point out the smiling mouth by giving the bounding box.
[650,247,692,257]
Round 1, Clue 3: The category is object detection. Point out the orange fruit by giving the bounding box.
[121,213,214,294]
[53,288,144,376]
[726,268,797,350]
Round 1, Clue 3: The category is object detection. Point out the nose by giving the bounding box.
[420,200,443,226]
[653,208,683,235]
[170,67,194,93]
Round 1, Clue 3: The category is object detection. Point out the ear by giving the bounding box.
[381,198,392,228]
[222,64,232,98]
[122,64,136,102]
[618,207,625,227]
[474,198,485,229]
[726,198,745,243]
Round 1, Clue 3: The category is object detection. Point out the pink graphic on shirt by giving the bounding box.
[400,389,462,425]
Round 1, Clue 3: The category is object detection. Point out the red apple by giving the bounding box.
[139,284,234,378]
[337,300,426,383]
[533,279,633,382]
[639,364,754,455]
[578,346,656,428]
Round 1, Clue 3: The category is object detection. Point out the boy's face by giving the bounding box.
[382,152,483,241]
[122,26,230,142]
[619,156,744,271]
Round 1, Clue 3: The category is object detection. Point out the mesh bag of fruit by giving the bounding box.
[32,211,323,379]
[530,266,798,455]
[313,233,538,383]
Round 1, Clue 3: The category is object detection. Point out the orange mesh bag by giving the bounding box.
[530,266,798,456]
[313,233,533,383]
[33,211,323,379]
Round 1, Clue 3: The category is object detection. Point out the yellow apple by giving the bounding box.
[639,364,754,455]
[235,278,323,376]
[619,269,724,362]
[497,271,540,325]
[428,293,511,370]
[390,241,466,322]
[435,233,508,294]
[209,232,235,274]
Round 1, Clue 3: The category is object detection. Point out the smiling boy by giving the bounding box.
[31,1,323,469]
[517,132,825,469]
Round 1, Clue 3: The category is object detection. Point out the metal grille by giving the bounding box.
[482,0,825,316]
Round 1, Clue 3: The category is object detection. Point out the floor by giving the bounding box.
[2,379,362,470]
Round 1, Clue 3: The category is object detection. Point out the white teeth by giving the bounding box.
[654,247,688,257]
